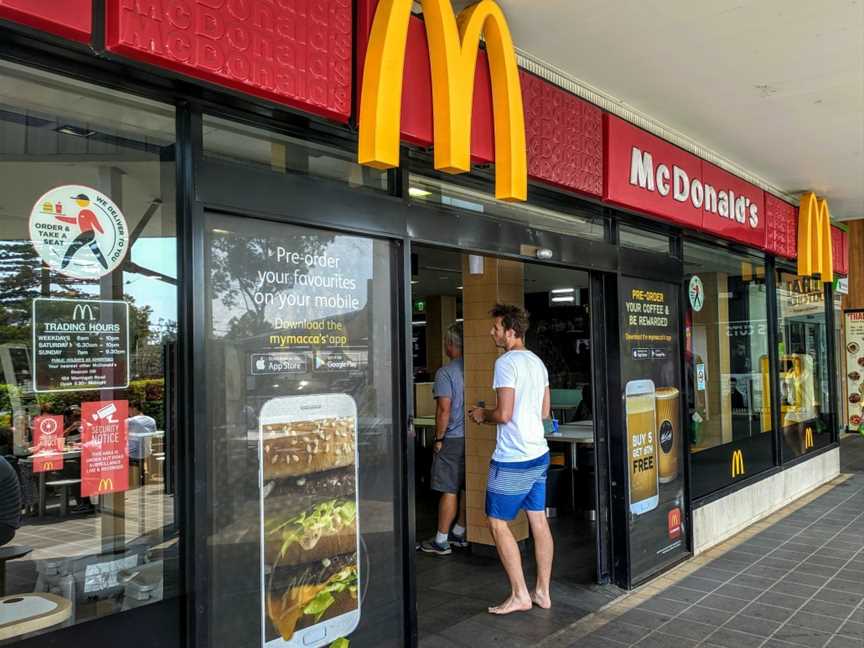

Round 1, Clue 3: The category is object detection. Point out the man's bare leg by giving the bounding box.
[488,517,532,614]
[437,493,458,535]
[457,490,466,528]
[526,510,553,609]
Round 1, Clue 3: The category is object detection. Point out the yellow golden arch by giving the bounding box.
[358,0,527,201]
[731,449,745,478]
[98,478,114,492]
[804,427,814,450]
[797,192,833,282]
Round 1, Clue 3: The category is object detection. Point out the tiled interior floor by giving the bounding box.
[415,497,623,647]
[548,436,864,648]
[5,482,175,599]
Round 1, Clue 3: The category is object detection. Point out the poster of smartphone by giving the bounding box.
[259,394,360,648]
[625,379,659,515]
[619,275,686,582]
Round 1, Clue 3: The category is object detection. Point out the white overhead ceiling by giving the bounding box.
[492,0,864,220]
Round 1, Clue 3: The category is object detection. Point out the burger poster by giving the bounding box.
[259,394,360,648]
[844,310,864,434]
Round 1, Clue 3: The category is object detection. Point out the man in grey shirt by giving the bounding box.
[420,323,466,555]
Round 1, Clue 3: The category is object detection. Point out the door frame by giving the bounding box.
[610,249,693,588]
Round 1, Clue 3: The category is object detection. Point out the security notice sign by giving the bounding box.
[80,400,128,497]
[32,298,129,392]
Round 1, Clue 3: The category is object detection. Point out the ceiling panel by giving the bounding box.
[495,0,864,219]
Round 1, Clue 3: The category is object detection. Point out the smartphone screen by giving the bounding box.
[259,394,360,648]
[625,379,659,515]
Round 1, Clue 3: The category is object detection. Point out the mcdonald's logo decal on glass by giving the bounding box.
[667,508,682,541]
[797,192,833,282]
[731,449,745,478]
[804,426,814,450]
[98,478,114,492]
[358,0,527,201]
[73,303,95,321]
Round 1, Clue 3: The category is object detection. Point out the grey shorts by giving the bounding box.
[430,437,465,494]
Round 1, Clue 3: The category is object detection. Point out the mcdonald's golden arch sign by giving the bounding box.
[98,478,114,493]
[797,192,833,282]
[731,449,745,478]
[804,427,814,450]
[358,0,527,201]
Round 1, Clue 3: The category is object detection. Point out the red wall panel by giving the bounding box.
[0,0,91,42]
[832,226,848,276]
[522,71,603,196]
[764,193,797,259]
[105,0,352,123]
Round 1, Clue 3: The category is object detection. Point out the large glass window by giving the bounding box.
[0,61,178,642]
[776,271,833,460]
[203,116,388,192]
[203,212,403,648]
[618,225,672,255]
[684,243,773,496]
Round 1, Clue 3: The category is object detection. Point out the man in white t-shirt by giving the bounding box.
[469,304,553,615]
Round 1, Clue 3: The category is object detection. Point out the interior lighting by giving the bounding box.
[468,255,484,276]
[551,296,575,303]
[56,125,95,138]
[409,187,432,198]
[550,288,575,294]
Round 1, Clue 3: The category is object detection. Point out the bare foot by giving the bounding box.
[488,594,532,615]
[531,589,551,609]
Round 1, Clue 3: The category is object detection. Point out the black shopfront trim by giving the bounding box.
[692,442,840,510]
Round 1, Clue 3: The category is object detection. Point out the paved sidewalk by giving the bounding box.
[542,436,864,648]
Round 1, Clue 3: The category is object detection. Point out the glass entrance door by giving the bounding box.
[617,276,688,584]
[200,212,405,648]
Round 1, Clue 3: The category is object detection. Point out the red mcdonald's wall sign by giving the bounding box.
[0,0,91,42]
[80,400,129,498]
[604,115,766,249]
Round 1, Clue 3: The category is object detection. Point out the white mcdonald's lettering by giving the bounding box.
[629,147,759,228]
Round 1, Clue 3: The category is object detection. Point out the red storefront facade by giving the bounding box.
[0,2,847,648]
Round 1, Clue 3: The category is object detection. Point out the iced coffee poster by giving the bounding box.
[619,276,687,581]
[205,214,400,648]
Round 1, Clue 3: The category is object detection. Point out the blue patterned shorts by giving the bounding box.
[485,452,549,521]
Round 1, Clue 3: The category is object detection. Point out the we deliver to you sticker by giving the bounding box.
[81,400,128,497]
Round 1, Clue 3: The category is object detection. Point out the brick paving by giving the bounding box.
[539,435,864,648]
